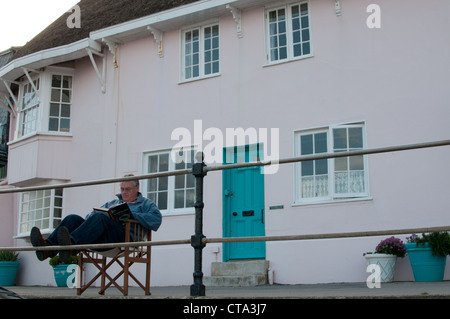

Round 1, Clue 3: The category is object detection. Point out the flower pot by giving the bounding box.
[53,264,73,287]
[365,253,397,282]
[0,261,20,286]
[405,242,447,282]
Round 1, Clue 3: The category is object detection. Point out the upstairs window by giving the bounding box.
[17,68,73,138]
[265,2,312,64]
[49,75,72,133]
[20,78,40,136]
[181,24,220,81]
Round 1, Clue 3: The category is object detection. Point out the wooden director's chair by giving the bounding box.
[77,220,152,296]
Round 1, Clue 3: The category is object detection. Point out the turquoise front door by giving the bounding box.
[223,144,265,261]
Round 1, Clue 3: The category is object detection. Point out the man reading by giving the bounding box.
[30,174,162,263]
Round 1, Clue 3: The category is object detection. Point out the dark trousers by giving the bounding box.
[47,213,125,246]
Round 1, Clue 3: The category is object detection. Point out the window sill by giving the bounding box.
[178,73,221,84]
[263,54,314,68]
[14,229,52,240]
[292,196,373,208]
[161,209,195,217]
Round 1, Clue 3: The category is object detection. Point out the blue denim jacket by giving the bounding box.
[100,193,162,240]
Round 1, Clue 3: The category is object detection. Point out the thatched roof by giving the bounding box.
[13,0,200,60]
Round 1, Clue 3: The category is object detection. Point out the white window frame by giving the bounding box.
[142,147,197,216]
[18,188,63,237]
[180,22,220,82]
[16,67,74,140]
[294,123,370,205]
[264,1,313,65]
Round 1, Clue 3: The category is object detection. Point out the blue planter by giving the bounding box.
[405,242,447,282]
[53,264,72,287]
[0,261,20,286]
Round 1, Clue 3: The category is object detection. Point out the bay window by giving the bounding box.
[17,67,73,138]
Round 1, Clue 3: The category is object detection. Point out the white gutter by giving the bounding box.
[0,38,102,94]
[90,0,239,41]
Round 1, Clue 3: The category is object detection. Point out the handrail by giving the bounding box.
[0,139,448,194]
[0,138,449,297]
[1,225,449,252]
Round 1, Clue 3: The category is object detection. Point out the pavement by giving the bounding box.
[3,281,450,299]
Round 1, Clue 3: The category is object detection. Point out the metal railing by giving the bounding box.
[0,139,450,297]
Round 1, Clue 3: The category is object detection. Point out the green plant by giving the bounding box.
[0,251,19,262]
[406,232,450,257]
[49,255,78,267]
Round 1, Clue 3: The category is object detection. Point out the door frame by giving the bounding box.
[222,143,266,261]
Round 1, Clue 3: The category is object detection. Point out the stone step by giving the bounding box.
[204,260,269,287]
[204,274,268,287]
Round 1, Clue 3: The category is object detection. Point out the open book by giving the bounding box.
[93,202,133,223]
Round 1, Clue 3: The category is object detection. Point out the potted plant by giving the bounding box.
[364,236,406,282]
[49,255,78,287]
[0,251,20,286]
[405,232,450,282]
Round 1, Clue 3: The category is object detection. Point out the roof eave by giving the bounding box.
[0,38,101,93]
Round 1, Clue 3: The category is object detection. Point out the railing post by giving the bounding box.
[190,153,207,297]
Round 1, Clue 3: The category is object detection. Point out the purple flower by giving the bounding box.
[373,236,406,258]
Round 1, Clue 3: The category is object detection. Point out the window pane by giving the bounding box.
[158,192,168,210]
[349,127,363,148]
[159,154,169,171]
[51,89,61,101]
[186,174,195,188]
[350,155,364,170]
[49,118,59,131]
[60,119,70,132]
[52,75,62,87]
[315,133,327,153]
[61,104,71,118]
[159,176,168,191]
[148,179,157,192]
[335,157,348,171]
[174,190,185,209]
[301,135,313,155]
[333,128,348,149]
[316,159,328,175]
[62,76,72,89]
[186,189,195,207]
[302,161,313,176]
[50,103,60,117]
[302,42,311,55]
[175,175,185,189]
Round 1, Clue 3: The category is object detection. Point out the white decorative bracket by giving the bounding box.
[335,0,342,16]
[86,48,106,94]
[103,38,119,69]
[0,91,17,118]
[2,80,19,117]
[147,26,164,58]
[226,4,243,38]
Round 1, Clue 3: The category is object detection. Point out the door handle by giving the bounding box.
[261,209,264,224]
[232,212,238,216]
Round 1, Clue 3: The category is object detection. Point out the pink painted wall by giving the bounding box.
[5,0,450,286]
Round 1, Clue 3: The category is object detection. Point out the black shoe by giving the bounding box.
[57,226,73,263]
[30,227,56,261]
